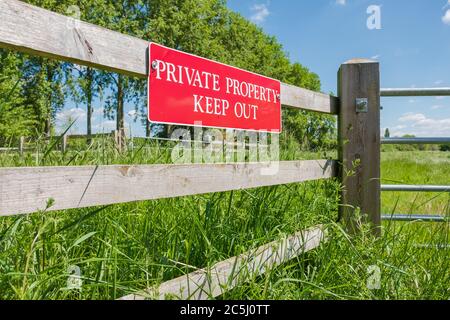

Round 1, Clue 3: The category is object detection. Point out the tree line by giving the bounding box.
[383,129,449,152]
[0,0,336,150]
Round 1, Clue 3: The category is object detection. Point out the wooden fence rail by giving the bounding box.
[0,160,336,216]
[119,225,325,300]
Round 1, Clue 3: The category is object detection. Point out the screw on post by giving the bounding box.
[356,98,368,113]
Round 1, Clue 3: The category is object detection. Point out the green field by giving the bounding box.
[0,142,448,300]
[381,151,450,215]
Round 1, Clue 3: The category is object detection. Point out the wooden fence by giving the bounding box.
[0,132,117,155]
[0,0,381,299]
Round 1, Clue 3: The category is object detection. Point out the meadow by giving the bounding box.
[0,136,448,300]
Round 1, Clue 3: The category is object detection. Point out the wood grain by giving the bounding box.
[338,59,381,235]
[118,225,326,300]
[281,83,339,114]
[0,0,337,114]
[0,0,148,77]
[0,160,336,216]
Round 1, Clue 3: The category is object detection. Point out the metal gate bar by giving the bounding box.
[382,214,448,222]
[381,185,450,192]
[380,88,450,97]
[381,138,450,144]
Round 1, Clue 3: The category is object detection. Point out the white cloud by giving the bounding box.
[128,110,138,117]
[408,99,416,103]
[55,108,87,134]
[398,113,426,123]
[336,0,346,5]
[93,120,133,137]
[393,112,450,136]
[442,9,450,25]
[431,105,444,110]
[384,125,406,132]
[250,3,270,24]
[55,107,86,122]
[54,107,134,136]
[371,54,381,60]
[93,107,104,116]
[94,120,116,132]
[434,80,443,85]
[127,110,145,119]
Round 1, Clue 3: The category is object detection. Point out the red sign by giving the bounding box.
[148,43,281,133]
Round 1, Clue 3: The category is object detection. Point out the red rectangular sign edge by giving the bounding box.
[147,42,282,134]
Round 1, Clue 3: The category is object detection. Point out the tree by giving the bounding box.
[440,144,450,152]
[68,65,104,144]
[135,0,335,147]
[15,0,78,138]
[1,0,336,151]
[384,128,390,138]
[58,1,106,144]
[0,51,36,144]
[89,0,148,147]
[282,63,336,150]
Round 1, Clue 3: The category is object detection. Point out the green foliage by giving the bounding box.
[20,57,67,136]
[382,144,441,152]
[0,0,335,150]
[139,0,335,147]
[440,144,450,152]
[0,52,36,144]
[381,135,441,152]
[282,63,336,151]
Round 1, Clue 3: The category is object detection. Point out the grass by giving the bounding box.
[0,137,448,300]
[381,151,450,215]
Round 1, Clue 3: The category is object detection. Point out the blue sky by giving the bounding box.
[227,0,450,137]
[57,0,450,137]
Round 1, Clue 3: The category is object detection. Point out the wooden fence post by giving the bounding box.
[338,59,381,236]
[113,129,127,153]
[62,134,67,153]
[113,130,118,147]
[19,136,24,156]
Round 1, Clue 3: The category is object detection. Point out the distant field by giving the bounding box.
[381,151,450,216]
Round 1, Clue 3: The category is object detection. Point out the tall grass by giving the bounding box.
[381,151,450,216]
[0,136,448,300]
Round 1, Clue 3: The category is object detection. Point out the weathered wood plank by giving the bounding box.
[0,160,336,216]
[0,0,337,114]
[0,148,18,152]
[338,59,381,235]
[0,0,148,77]
[118,225,326,300]
[19,136,25,156]
[281,83,339,114]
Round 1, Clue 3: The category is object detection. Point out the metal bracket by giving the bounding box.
[356,98,368,113]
